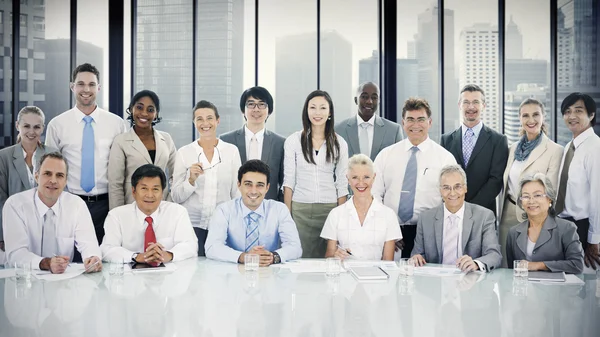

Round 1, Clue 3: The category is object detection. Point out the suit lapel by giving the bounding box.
[346,118,360,156]
[12,145,30,188]
[261,130,273,162]
[515,222,529,257]
[235,128,247,162]
[522,135,547,172]
[534,216,557,251]
[461,204,474,252]
[434,206,444,257]
[153,129,167,165]
[451,129,465,166]
[370,116,385,159]
[467,125,491,166]
[129,130,152,164]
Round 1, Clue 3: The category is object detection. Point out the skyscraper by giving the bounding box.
[504,84,549,145]
[505,15,523,60]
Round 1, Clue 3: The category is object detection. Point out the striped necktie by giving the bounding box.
[442,214,459,265]
[245,212,260,252]
[462,128,475,167]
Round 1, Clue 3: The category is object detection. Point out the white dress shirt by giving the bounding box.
[442,204,486,271]
[171,139,241,229]
[244,126,265,160]
[101,201,198,263]
[21,148,37,189]
[558,127,600,244]
[372,137,457,224]
[356,114,375,156]
[2,189,101,269]
[45,106,128,195]
[320,197,402,260]
[283,131,349,203]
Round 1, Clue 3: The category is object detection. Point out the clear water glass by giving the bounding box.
[398,258,415,277]
[109,259,125,276]
[245,254,259,272]
[325,257,342,277]
[14,261,32,282]
[513,260,529,279]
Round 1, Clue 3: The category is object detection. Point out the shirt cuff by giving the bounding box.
[588,231,600,245]
[32,256,44,271]
[474,259,487,272]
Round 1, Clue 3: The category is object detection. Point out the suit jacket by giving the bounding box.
[219,127,285,201]
[0,143,56,240]
[335,115,403,161]
[411,202,502,271]
[441,124,509,215]
[499,134,563,222]
[107,128,177,210]
[506,216,584,274]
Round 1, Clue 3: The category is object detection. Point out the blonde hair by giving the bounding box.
[347,153,374,173]
[16,106,45,143]
[518,98,548,136]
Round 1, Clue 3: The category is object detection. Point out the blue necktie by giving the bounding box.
[245,212,260,252]
[398,146,419,223]
[462,128,475,167]
[81,116,95,192]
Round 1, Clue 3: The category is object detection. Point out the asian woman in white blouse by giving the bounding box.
[283,90,349,258]
[171,100,241,256]
[321,154,401,260]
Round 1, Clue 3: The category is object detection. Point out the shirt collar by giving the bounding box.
[461,121,483,138]
[134,202,162,223]
[244,126,265,142]
[443,203,465,221]
[21,146,37,160]
[238,197,266,219]
[572,127,596,149]
[403,137,432,152]
[35,189,61,219]
[356,114,376,127]
[75,105,99,123]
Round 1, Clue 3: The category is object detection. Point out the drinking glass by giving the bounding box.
[325,257,342,277]
[14,261,32,282]
[513,260,529,280]
[245,254,259,272]
[398,258,415,277]
[109,259,125,276]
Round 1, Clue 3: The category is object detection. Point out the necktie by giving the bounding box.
[398,146,419,223]
[80,116,95,192]
[359,122,370,158]
[42,209,57,257]
[442,214,459,265]
[245,212,259,252]
[555,142,576,214]
[144,216,159,266]
[462,128,475,167]
[248,135,259,160]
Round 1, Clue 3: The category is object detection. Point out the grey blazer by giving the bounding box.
[219,127,285,201]
[411,202,502,271]
[0,143,56,240]
[506,216,584,274]
[107,128,177,210]
[335,115,403,161]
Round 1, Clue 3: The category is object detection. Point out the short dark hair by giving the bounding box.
[131,164,167,190]
[37,152,69,175]
[402,97,432,118]
[459,84,486,104]
[561,92,597,127]
[237,160,271,185]
[72,63,100,82]
[239,86,274,115]
[126,90,162,127]
[193,100,219,119]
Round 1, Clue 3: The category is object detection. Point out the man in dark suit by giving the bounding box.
[440,84,508,215]
[220,86,285,201]
[335,82,403,161]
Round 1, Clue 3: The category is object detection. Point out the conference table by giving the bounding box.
[0,258,599,337]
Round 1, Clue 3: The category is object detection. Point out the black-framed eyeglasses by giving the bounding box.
[197,146,222,171]
[246,102,268,110]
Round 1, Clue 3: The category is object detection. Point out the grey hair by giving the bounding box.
[17,106,46,125]
[36,152,69,176]
[516,172,556,219]
[458,84,486,104]
[347,153,374,173]
[355,81,379,97]
[439,164,467,187]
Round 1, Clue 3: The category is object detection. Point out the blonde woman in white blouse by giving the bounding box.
[172,100,241,256]
[283,90,349,258]
[321,154,401,260]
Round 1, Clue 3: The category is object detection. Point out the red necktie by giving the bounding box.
[144,216,159,266]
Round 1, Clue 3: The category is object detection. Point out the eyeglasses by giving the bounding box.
[404,117,430,124]
[197,146,222,171]
[246,102,268,110]
[441,184,465,193]
[519,194,547,202]
[461,100,483,107]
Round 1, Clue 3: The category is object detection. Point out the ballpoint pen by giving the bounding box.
[336,244,353,255]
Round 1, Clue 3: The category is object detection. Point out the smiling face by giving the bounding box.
[238,171,269,211]
[521,181,551,219]
[132,96,157,129]
[440,171,467,212]
[563,99,594,138]
[355,83,379,120]
[35,157,68,207]
[132,176,163,216]
[347,164,375,197]
[244,96,269,128]
[194,107,220,137]
[402,108,431,146]
[520,103,544,138]
[17,113,44,147]
[459,90,485,128]
[307,96,330,127]
[70,71,99,111]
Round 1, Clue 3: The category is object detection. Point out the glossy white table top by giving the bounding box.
[1,258,599,337]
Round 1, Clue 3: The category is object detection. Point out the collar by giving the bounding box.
[134,201,162,223]
[21,146,37,160]
[345,196,382,212]
[443,203,465,221]
[356,114,376,127]
[403,137,432,152]
[461,121,483,138]
[35,189,61,219]
[572,127,596,149]
[244,126,265,142]
[75,105,99,123]
[238,197,266,219]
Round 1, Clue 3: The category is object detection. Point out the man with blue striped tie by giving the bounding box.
[205,160,302,266]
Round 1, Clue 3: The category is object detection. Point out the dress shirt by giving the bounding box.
[171,140,241,229]
[205,197,302,263]
[356,114,375,155]
[442,205,486,271]
[461,121,484,144]
[45,106,128,195]
[2,189,101,269]
[372,137,457,224]
[282,131,349,203]
[558,127,600,244]
[244,126,265,160]
[320,197,402,260]
[507,159,526,199]
[101,201,198,263]
[21,148,37,189]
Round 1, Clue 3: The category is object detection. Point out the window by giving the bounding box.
[19,79,27,92]
[33,16,44,32]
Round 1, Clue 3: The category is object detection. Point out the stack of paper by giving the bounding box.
[413,265,462,277]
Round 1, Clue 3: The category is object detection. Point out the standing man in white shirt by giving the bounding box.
[101,164,198,264]
[45,63,128,245]
[555,92,600,270]
[372,97,457,258]
[2,152,102,273]
[336,82,403,161]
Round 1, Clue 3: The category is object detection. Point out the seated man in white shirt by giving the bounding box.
[411,164,502,272]
[205,160,302,266]
[2,152,102,274]
[101,164,198,264]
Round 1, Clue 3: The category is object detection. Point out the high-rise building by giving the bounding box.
[358,50,378,85]
[320,30,353,121]
[505,15,523,59]
[504,84,549,145]
[505,59,549,92]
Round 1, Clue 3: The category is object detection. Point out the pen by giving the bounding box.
[84,259,101,273]
[423,168,428,175]
[337,244,353,255]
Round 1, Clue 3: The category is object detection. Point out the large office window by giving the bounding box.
[0,3,12,146]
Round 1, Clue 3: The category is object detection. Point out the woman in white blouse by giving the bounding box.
[171,100,241,256]
[498,98,563,267]
[283,90,349,258]
[321,154,401,260]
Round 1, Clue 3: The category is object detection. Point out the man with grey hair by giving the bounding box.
[411,164,502,272]
[335,82,402,161]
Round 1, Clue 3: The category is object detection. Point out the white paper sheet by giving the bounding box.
[531,274,585,286]
[33,264,86,281]
[413,265,463,277]
[0,269,15,279]
[343,260,399,271]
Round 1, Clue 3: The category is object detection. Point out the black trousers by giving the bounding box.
[401,225,417,258]
[71,198,108,263]
[194,227,208,257]
[561,216,590,251]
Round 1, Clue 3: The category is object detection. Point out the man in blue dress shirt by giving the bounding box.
[205,160,302,266]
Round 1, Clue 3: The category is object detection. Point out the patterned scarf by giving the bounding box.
[514,132,542,162]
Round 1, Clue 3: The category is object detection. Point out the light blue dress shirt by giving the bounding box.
[205,197,302,263]
[461,121,484,144]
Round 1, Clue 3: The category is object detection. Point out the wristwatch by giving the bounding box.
[272,252,281,264]
[131,253,139,262]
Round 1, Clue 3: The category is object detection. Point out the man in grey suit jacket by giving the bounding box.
[220,86,285,201]
[411,164,501,272]
[335,82,402,161]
